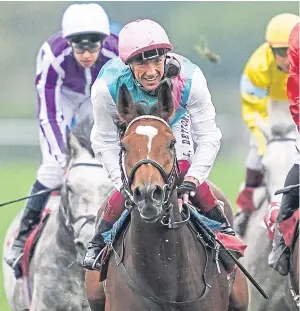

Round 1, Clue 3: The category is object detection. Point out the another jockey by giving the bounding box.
[6,3,119,272]
[268,22,300,276]
[234,13,299,237]
[83,19,239,270]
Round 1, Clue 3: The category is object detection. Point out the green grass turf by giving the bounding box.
[0,159,244,310]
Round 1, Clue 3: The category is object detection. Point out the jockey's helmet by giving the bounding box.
[62,3,110,43]
[265,13,299,48]
[118,19,173,63]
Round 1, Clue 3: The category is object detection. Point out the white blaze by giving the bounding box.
[135,125,158,156]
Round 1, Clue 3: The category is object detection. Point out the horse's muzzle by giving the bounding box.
[133,184,165,222]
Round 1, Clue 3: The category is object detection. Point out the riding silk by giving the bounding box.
[35,32,118,188]
[240,43,289,156]
[91,53,222,190]
[287,23,299,132]
[287,23,300,166]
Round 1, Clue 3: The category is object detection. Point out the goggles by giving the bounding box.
[71,40,101,54]
[272,47,288,58]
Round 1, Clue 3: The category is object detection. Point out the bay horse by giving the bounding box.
[86,79,248,311]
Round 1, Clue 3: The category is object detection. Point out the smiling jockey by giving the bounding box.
[268,22,300,276]
[234,13,299,237]
[82,19,244,270]
[6,3,119,272]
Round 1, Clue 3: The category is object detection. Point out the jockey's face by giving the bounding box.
[71,41,101,68]
[130,55,166,91]
[272,47,289,73]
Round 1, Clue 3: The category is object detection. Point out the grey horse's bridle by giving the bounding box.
[61,162,103,243]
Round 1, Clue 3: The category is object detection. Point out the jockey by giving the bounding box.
[83,19,238,270]
[6,3,119,271]
[269,22,300,276]
[234,13,299,237]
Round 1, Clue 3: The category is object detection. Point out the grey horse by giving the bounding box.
[2,120,112,311]
[242,101,297,311]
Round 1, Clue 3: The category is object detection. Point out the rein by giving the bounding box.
[0,162,103,208]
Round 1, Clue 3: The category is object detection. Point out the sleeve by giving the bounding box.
[184,67,222,184]
[90,78,122,190]
[240,57,270,155]
[101,34,119,59]
[287,23,300,131]
[35,42,66,165]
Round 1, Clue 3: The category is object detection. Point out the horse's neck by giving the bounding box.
[126,197,205,299]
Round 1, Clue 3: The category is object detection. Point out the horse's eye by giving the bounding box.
[169,139,176,149]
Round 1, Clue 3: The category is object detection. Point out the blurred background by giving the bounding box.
[0,1,298,309]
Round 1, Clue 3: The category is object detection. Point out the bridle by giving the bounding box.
[119,115,190,228]
[266,125,297,146]
[60,162,103,243]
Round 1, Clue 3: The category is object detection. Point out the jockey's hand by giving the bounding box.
[177,176,199,210]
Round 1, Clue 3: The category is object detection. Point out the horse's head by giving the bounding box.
[61,123,111,260]
[256,112,297,200]
[117,79,178,222]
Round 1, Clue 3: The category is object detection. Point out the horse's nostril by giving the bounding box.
[152,185,164,202]
[133,187,143,202]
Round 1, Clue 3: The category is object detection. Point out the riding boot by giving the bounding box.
[268,225,290,276]
[82,190,126,271]
[277,164,300,223]
[233,211,251,237]
[5,180,51,271]
[82,218,113,271]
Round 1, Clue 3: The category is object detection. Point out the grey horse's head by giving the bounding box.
[60,119,112,262]
[255,107,297,201]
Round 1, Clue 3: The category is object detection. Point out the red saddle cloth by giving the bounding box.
[264,201,299,248]
[21,191,60,277]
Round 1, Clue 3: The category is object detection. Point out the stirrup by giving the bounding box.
[220,224,235,236]
[91,248,105,271]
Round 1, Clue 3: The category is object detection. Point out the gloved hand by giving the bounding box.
[177,180,197,197]
[177,177,199,210]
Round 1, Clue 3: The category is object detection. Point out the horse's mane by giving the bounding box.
[69,117,94,156]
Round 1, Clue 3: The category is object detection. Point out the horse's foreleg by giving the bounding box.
[228,268,249,311]
[85,270,105,311]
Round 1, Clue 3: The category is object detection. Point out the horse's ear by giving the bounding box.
[117,84,137,123]
[157,78,174,121]
[66,131,83,159]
